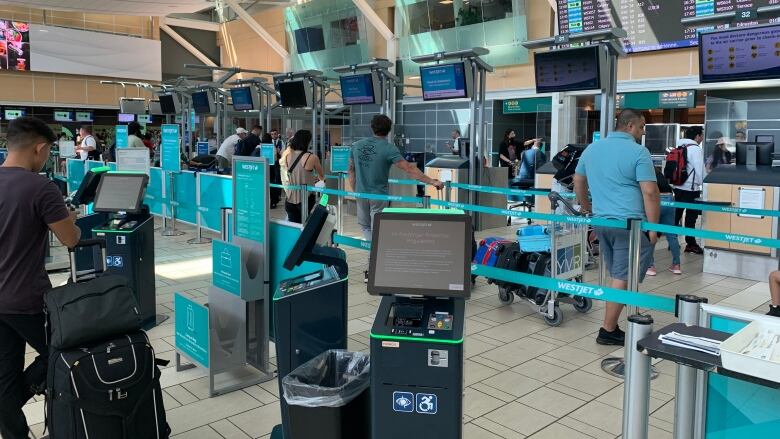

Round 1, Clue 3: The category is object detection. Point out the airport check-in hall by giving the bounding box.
[2,1,780,439]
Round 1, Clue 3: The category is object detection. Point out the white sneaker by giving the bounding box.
[646,266,657,276]
[669,264,682,275]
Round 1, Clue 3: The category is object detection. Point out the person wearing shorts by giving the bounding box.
[574,109,660,346]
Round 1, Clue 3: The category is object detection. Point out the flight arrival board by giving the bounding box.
[557,0,780,53]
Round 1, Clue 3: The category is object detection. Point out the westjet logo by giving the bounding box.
[556,281,604,297]
[724,234,762,245]
[566,217,592,224]
[241,164,259,171]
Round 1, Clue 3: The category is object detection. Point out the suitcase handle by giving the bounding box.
[68,239,108,283]
[68,238,107,252]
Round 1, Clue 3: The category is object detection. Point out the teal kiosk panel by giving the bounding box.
[174,293,209,368]
[212,240,242,297]
[330,146,351,173]
[704,316,780,437]
[170,171,197,224]
[145,167,164,216]
[233,158,267,244]
[199,173,232,232]
[115,125,128,149]
[66,158,86,193]
[161,124,180,173]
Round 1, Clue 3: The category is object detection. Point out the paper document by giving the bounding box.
[659,331,722,356]
[738,187,764,218]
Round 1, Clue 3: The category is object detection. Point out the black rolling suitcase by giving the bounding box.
[45,239,170,438]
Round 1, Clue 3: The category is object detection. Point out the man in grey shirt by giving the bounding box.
[349,115,444,281]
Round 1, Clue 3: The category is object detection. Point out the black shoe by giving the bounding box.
[364,270,369,284]
[768,305,780,317]
[596,326,625,346]
[684,243,704,255]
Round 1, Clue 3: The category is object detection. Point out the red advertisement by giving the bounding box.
[0,20,30,71]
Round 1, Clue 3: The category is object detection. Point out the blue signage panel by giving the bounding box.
[197,141,210,157]
[161,124,181,172]
[393,392,414,413]
[233,158,267,244]
[416,393,438,415]
[174,293,209,369]
[115,125,129,149]
[212,240,241,296]
[331,146,351,173]
[260,144,276,165]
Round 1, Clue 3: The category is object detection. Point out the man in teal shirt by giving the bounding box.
[574,109,660,346]
[349,115,444,281]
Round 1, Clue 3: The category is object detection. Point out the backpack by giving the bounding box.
[663,144,690,187]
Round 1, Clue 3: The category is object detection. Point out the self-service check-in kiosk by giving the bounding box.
[90,173,161,326]
[368,209,471,439]
[68,167,111,270]
[272,201,349,439]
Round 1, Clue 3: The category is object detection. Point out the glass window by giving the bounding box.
[457,0,513,26]
[406,0,456,35]
[330,16,360,48]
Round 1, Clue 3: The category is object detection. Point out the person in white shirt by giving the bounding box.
[673,127,705,255]
[126,122,146,149]
[75,126,96,160]
[216,127,248,170]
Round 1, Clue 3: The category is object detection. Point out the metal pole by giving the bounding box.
[599,45,618,139]
[320,83,326,160]
[622,314,654,439]
[468,60,478,212]
[162,172,185,236]
[221,207,232,241]
[266,91,272,132]
[548,220,558,317]
[674,295,706,439]
[301,184,309,224]
[445,180,452,208]
[337,176,344,233]
[188,172,212,244]
[311,80,318,155]
[422,195,431,209]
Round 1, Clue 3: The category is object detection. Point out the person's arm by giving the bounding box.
[692,146,705,187]
[49,212,81,248]
[38,183,81,248]
[311,155,325,182]
[348,158,356,191]
[640,181,661,244]
[573,174,592,215]
[395,160,443,189]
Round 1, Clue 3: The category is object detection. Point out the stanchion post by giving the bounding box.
[674,295,706,439]
[422,195,431,209]
[188,172,212,244]
[548,220,558,317]
[444,180,452,207]
[220,207,232,241]
[622,314,654,439]
[337,174,344,233]
[162,171,185,237]
[301,185,309,224]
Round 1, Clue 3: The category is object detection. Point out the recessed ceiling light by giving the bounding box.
[440,0,454,4]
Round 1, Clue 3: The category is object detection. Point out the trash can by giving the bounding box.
[282,350,370,439]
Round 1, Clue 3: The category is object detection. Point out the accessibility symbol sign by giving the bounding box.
[416,393,437,415]
[393,392,414,413]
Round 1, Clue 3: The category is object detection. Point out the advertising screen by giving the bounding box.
[534,46,603,93]
[420,63,469,101]
[700,23,780,83]
[340,73,379,105]
[0,20,30,71]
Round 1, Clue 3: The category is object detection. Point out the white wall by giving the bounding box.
[29,24,161,81]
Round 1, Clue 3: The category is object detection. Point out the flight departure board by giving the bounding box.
[557,1,780,54]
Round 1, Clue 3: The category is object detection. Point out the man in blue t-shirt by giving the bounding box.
[349,115,444,282]
[574,109,660,346]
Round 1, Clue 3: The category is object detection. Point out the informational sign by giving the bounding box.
[75,111,93,122]
[161,124,180,172]
[58,140,76,158]
[233,158,266,244]
[420,63,468,101]
[174,293,209,369]
[659,90,695,108]
[4,109,25,120]
[115,148,150,175]
[502,97,553,114]
[115,125,128,149]
[738,187,765,219]
[137,114,153,124]
[592,131,601,142]
[212,240,241,296]
[0,19,31,71]
[393,392,414,413]
[197,141,210,157]
[331,146,351,173]
[700,24,780,83]
[54,110,73,122]
[260,144,276,165]
[190,110,196,128]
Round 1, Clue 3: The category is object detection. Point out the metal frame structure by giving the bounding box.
[411,48,493,225]
[272,70,328,158]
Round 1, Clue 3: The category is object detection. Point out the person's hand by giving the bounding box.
[431,179,444,190]
[69,210,79,223]
[648,231,658,245]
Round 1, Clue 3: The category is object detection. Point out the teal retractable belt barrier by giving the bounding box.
[642,222,780,249]
[388,178,421,186]
[333,234,371,250]
[473,264,676,313]
[660,200,780,218]
[450,182,551,198]
[429,198,628,229]
[270,183,302,191]
[307,186,425,204]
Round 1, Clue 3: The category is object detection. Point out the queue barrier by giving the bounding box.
[642,222,780,250]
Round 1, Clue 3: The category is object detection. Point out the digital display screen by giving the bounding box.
[278,80,311,108]
[54,111,73,122]
[534,46,602,93]
[420,63,468,101]
[191,91,212,114]
[118,113,135,123]
[93,174,148,213]
[5,109,25,120]
[159,95,178,114]
[340,73,377,105]
[137,114,153,124]
[0,20,30,71]
[700,24,780,83]
[557,0,779,54]
[294,26,325,54]
[75,111,93,122]
[369,214,472,299]
[230,87,256,111]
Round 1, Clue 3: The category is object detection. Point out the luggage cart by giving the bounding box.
[497,192,591,326]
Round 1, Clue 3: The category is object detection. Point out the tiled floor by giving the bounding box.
[27,208,774,439]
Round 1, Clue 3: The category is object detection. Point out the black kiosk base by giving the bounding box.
[272,203,349,439]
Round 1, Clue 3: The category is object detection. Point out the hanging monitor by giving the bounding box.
[118,113,135,123]
[230,86,259,111]
[75,111,93,122]
[191,90,216,114]
[158,94,181,114]
[419,62,472,101]
[340,72,381,105]
[277,80,313,108]
[5,109,25,120]
[54,110,73,122]
[119,98,147,115]
[148,100,163,116]
[699,23,780,84]
[534,45,606,94]
[294,26,325,54]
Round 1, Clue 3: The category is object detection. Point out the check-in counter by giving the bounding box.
[534,162,557,215]
[703,165,780,281]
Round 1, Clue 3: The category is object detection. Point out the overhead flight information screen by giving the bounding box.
[557,0,779,54]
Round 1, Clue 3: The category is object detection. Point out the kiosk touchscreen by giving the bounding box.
[273,203,349,439]
[69,167,111,270]
[369,209,470,439]
[91,173,160,326]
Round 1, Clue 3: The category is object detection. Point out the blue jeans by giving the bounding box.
[652,195,681,266]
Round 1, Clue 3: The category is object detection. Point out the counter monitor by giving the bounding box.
[736,142,774,166]
[230,86,258,111]
[340,72,381,105]
[93,173,149,214]
[420,62,471,101]
[75,111,93,122]
[118,113,135,123]
[54,111,73,122]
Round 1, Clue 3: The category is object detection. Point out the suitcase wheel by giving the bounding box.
[498,287,515,305]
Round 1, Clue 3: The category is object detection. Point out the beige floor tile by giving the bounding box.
[568,400,623,435]
[481,370,545,398]
[543,345,602,367]
[470,416,527,439]
[463,422,506,439]
[527,422,595,439]
[555,370,622,397]
[511,358,574,383]
[479,336,556,367]
[483,402,557,436]
[167,390,261,434]
[518,386,588,418]
[228,402,281,438]
[209,419,252,438]
[478,318,548,343]
[464,387,507,418]
[465,359,502,386]
[171,425,222,439]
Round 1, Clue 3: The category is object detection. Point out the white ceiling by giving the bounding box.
[0,0,215,16]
